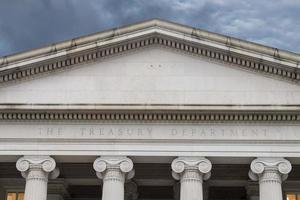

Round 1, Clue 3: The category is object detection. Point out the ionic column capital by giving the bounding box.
[171,157,212,181]
[16,155,59,179]
[249,157,292,183]
[93,156,135,180]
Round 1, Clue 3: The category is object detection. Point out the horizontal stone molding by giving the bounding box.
[1,124,300,156]
[2,123,300,144]
[0,34,299,85]
[0,110,299,122]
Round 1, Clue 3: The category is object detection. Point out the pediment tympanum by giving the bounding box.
[0,46,299,105]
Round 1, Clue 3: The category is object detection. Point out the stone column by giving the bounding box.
[248,157,292,200]
[16,156,59,200]
[171,157,212,200]
[93,156,135,200]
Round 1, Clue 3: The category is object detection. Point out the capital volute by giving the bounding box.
[16,156,60,179]
[171,157,212,180]
[249,157,292,181]
[93,156,135,180]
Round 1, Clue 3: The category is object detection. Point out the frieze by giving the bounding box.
[1,124,300,141]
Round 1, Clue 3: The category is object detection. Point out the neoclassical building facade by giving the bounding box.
[0,19,300,200]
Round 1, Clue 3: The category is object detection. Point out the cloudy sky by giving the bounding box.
[0,0,299,56]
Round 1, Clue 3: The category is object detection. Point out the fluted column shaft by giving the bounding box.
[172,157,212,200]
[93,156,135,200]
[103,168,125,200]
[16,156,59,200]
[24,168,48,200]
[181,169,203,200]
[249,157,292,200]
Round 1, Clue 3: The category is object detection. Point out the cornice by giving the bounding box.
[0,26,299,84]
[1,19,300,66]
[0,104,299,123]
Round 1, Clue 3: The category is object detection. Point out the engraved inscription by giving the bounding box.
[79,127,153,137]
[2,123,299,141]
[39,127,63,137]
[170,127,268,138]
[34,124,291,140]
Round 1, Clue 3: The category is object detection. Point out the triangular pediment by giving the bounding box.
[1,19,300,84]
[0,19,299,113]
[0,46,299,106]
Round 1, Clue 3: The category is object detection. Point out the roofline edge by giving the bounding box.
[0,18,300,66]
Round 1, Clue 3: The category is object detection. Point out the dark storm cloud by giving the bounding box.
[0,0,300,56]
